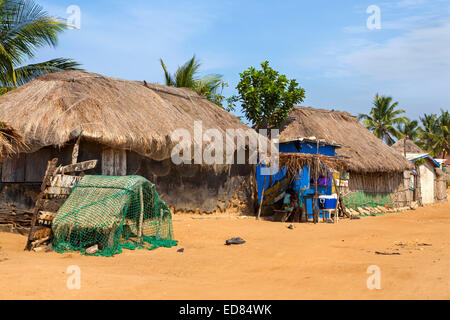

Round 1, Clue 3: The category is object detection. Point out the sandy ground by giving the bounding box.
[0,191,449,300]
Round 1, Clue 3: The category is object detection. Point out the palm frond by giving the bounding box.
[159,58,174,86]
[175,55,200,88]
[12,57,82,86]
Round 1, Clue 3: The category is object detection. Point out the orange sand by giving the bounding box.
[0,191,449,300]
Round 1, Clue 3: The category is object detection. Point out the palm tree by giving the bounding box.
[435,109,450,158]
[397,118,420,142]
[358,94,408,145]
[417,113,439,154]
[418,109,450,157]
[160,55,224,104]
[0,0,82,90]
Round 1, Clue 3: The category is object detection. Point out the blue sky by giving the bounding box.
[34,0,450,122]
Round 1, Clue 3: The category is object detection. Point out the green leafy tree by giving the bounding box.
[417,114,438,153]
[397,118,420,142]
[160,55,227,107]
[358,94,408,146]
[0,0,82,90]
[418,109,449,157]
[437,109,450,157]
[230,61,305,129]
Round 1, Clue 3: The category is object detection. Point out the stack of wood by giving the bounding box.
[346,205,396,217]
[0,208,33,234]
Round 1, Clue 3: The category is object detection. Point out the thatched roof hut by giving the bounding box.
[0,70,263,214]
[280,107,413,173]
[391,138,425,155]
[0,70,260,161]
[0,122,26,159]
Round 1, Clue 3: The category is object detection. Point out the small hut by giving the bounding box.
[256,137,347,221]
[392,138,447,204]
[0,70,263,214]
[279,107,414,209]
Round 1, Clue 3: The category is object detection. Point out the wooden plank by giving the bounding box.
[25,149,51,182]
[1,155,25,182]
[56,160,98,174]
[44,186,72,196]
[49,174,82,188]
[12,154,25,182]
[115,149,127,176]
[1,158,12,182]
[102,149,114,175]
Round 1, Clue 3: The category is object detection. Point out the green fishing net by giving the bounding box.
[52,175,177,257]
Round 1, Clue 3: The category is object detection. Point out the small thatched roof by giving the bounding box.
[391,138,425,154]
[0,71,262,161]
[0,122,27,159]
[279,107,414,173]
[280,153,348,177]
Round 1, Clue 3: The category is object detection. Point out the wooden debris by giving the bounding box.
[357,207,370,216]
[56,160,98,174]
[31,236,50,250]
[375,251,401,256]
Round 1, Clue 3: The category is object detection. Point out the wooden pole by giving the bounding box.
[313,157,319,224]
[72,134,82,165]
[313,140,320,224]
[332,174,340,223]
[137,186,144,245]
[257,167,268,220]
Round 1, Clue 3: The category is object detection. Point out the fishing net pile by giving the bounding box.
[52,175,177,256]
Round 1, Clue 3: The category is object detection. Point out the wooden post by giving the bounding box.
[72,134,82,165]
[137,186,144,245]
[313,156,319,224]
[415,165,423,207]
[332,175,339,223]
[257,167,268,220]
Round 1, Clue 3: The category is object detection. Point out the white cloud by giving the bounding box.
[340,22,450,81]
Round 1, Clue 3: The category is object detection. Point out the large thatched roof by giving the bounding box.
[391,138,425,154]
[279,107,413,173]
[0,70,262,161]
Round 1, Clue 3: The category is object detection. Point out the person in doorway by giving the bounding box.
[284,189,304,223]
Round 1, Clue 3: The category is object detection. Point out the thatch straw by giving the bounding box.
[0,70,263,162]
[279,107,413,173]
[279,153,348,177]
[391,138,425,154]
[0,122,27,159]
